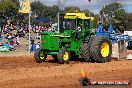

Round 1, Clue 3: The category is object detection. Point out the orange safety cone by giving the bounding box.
[80,69,91,86]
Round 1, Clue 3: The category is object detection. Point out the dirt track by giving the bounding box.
[0,52,132,88]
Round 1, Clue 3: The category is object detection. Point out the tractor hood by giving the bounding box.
[41,32,70,51]
[41,32,59,50]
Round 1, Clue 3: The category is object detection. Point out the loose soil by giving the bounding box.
[0,51,132,88]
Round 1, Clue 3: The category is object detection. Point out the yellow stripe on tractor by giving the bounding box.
[64,13,95,20]
[52,34,70,38]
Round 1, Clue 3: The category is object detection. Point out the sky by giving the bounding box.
[31,0,132,14]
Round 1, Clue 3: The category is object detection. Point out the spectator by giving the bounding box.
[3,42,10,49]
[36,42,40,49]
[31,43,36,52]
[48,27,52,32]
[36,29,39,39]
[30,37,34,45]
[16,35,20,45]
[13,38,18,47]
[38,38,42,44]
[0,42,3,46]
[0,32,3,42]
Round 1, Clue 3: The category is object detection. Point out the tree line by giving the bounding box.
[0,0,132,32]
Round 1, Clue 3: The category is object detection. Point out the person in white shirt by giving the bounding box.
[77,24,82,39]
[36,43,40,49]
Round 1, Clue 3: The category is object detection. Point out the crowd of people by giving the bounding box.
[0,21,55,52]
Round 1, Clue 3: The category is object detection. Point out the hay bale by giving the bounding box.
[112,43,119,59]
[112,40,127,60]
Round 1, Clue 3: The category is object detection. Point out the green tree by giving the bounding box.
[82,9,90,16]
[0,0,19,20]
[100,2,123,15]
[82,9,94,17]
[45,5,59,19]
[31,1,47,17]
[114,9,128,32]
[126,13,132,31]
[100,2,128,33]
[94,14,100,27]
[48,5,59,21]
[64,6,81,13]
[31,1,59,19]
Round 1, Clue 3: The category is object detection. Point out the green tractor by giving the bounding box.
[34,13,112,64]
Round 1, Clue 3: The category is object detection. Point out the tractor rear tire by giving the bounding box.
[80,35,95,62]
[34,48,47,63]
[90,36,112,63]
[80,43,91,61]
[57,49,70,64]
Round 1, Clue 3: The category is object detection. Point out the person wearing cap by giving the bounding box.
[38,38,42,44]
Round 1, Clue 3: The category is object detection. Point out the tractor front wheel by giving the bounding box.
[34,48,47,63]
[57,49,70,64]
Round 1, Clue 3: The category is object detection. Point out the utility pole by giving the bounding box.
[28,5,31,53]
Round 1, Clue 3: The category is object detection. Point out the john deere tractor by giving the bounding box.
[34,13,112,64]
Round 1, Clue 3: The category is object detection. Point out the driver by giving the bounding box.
[77,23,82,39]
